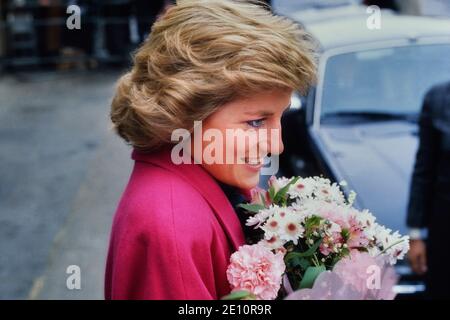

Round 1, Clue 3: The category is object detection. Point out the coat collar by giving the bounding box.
[131,147,247,251]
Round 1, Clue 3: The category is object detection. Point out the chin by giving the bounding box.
[233,173,260,190]
[210,166,261,190]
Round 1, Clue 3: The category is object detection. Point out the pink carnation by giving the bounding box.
[226,244,285,300]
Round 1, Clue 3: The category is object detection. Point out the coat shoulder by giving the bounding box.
[112,161,217,243]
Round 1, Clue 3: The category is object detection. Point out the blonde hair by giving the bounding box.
[110,0,317,152]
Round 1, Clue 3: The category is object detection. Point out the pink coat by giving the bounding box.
[104,147,249,299]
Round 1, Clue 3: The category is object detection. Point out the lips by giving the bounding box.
[241,156,267,173]
[246,158,263,166]
[242,157,264,166]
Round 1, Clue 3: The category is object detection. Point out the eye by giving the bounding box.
[246,119,265,128]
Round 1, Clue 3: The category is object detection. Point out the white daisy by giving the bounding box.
[260,235,286,250]
[347,190,357,206]
[356,209,377,240]
[278,212,305,245]
[261,214,283,238]
[315,182,346,205]
[287,177,316,200]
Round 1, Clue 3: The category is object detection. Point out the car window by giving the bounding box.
[320,44,450,118]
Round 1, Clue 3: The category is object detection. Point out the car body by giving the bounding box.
[285,3,393,25]
[279,13,450,298]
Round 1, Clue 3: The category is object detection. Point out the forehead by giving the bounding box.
[231,89,292,111]
[204,88,293,124]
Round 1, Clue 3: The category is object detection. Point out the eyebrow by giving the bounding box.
[244,103,292,117]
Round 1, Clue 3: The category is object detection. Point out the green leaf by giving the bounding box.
[268,186,276,202]
[305,216,322,236]
[287,255,312,271]
[273,176,300,204]
[286,239,323,260]
[305,215,322,228]
[299,265,326,289]
[237,203,265,213]
[221,290,256,300]
[341,228,350,241]
[259,193,267,206]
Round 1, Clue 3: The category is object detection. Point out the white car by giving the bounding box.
[281,13,450,298]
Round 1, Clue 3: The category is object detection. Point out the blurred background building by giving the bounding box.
[1,0,449,71]
[0,0,173,71]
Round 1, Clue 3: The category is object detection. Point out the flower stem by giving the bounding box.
[312,253,320,267]
[377,239,406,256]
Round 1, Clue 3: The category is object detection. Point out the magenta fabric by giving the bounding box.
[104,148,248,299]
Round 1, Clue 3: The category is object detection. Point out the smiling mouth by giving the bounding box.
[242,157,265,166]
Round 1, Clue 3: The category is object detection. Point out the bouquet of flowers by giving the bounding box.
[223,176,409,300]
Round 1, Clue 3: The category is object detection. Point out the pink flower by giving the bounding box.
[331,250,398,299]
[332,250,396,299]
[347,223,369,249]
[226,244,285,300]
[319,232,344,256]
[250,187,271,207]
[286,261,397,300]
[332,250,376,293]
[268,176,290,193]
[316,204,369,251]
[285,271,363,300]
[317,203,350,229]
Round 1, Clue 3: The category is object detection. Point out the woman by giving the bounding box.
[105,0,316,299]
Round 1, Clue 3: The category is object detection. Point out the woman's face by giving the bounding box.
[197,88,293,190]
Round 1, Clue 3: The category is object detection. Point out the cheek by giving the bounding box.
[201,162,260,190]
[228,130,261,160]
[225,163,261,189]
[224,135,263,189]
[199,121,261,189]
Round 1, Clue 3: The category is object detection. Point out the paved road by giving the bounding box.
[0,70,132,299]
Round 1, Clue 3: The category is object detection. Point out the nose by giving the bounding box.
[265,122,284,157]
[271,126,284,156]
